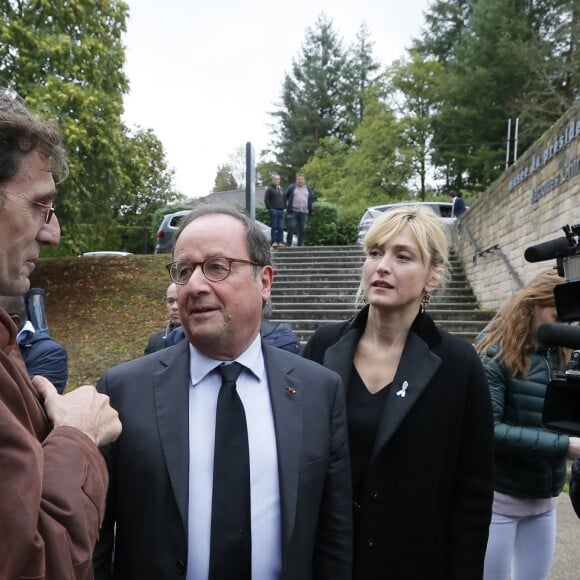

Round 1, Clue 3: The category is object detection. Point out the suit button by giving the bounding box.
[175,560,185,575]
[353,500,361,510]
[370,491,380,501]
[367,539,375,550]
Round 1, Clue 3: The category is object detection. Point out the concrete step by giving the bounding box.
[270,295,480,306]
[272,309,493,322]
[266,244,492,346]
[272,275,476,286]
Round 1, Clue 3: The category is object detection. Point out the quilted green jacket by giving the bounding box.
[481,343,569,498]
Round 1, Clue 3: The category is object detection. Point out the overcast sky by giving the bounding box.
[122,0,433,198]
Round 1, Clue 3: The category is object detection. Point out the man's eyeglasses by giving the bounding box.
[166,257,261,284]
[2,190,55,224]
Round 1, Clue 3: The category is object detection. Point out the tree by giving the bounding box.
[271,14,350,182]
[0,0,178,252]
[213,164,238,192]
[412,0,471,62]
[344,23,382,129]
[512,0,579,142]
[432,0,548,191]
[413,0,579,194]
[0,0,129,227]
[227,145,247,189]
[114,127,182,227]
[303,90,411,212]
[387,52,443,199]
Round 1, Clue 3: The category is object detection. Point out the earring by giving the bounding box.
[420,293,431,314]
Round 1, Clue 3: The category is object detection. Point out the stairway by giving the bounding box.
[269,245,494,346]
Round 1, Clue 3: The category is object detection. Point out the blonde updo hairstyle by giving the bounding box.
[356,204,449,305]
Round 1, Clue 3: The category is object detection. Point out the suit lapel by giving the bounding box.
[153,340,191,530]
[263,345,302,554]
[371,332,441,461]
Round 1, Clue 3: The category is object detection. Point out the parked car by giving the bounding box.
[356,201,460,244]
[154,210,190,254]
[155,211,297,253]
[81,251,133,257]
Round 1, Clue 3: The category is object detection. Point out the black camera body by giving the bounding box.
[525,224,580,435]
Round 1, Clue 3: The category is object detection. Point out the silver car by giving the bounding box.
[154,210,190,254]
[155,211,296,254]
[357,201,458,244]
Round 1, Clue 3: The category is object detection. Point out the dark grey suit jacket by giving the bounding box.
[93,339,352,579]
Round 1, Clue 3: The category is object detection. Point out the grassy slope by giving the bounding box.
[30,255,172,389]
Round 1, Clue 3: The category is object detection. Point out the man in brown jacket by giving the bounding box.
[0,88,122,579]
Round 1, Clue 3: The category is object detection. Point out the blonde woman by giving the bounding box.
[476,269,580,580]
[303,205,494,579]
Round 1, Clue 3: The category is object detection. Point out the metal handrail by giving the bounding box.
[460,224,523,289]
[459,223,481,265]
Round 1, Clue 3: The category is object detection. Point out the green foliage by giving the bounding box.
[305,202,338,246]
[335,209,360,246]
[41,224,152,257]
[414,0,579,194]
[387,53,443,199]
[256,159,282,188]
[115,127,183,226]
[344,23,382,128]
[0,0,180,251]
[303,90,412,212]
[255,204,269,225]
[213,164,239,192]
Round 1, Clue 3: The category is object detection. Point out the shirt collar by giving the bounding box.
[188,334,264,386]
[16,320,36,344]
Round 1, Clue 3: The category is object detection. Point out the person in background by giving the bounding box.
[0,294,68,393]
[260,298,301,354]
[144,282,181,354]
[163,297,302,354]
[302,204,494,579]
[448,191,466,218]
[264,173,286,248]
[93,205,352,579]
[0,86,121,579]
[285,173,314,247]
[475,268,580,580]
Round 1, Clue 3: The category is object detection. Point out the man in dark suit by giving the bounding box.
[144,282,181,354]
[93,206,352,579]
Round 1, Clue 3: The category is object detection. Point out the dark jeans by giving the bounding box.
[269,209,285,244]
[286,211,308,246]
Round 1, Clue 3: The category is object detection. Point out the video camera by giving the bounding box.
[524,224,580,435]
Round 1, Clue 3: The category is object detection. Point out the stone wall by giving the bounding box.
[457,102,580,311]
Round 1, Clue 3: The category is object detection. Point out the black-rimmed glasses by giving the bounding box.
[166,257,261,284]
[2,190,55,224]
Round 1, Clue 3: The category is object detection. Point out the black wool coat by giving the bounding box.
[302,306,494,580]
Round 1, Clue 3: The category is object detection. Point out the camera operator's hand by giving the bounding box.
[33,376,122,447]
[567,437,580,459]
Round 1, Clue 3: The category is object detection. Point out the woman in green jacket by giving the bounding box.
[476,269,580,580]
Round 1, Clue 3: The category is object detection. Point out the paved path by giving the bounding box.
[552,493,580,579]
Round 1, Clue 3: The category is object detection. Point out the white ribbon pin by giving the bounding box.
[396,380,409,398]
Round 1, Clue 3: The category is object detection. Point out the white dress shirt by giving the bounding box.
[186,335,282,580]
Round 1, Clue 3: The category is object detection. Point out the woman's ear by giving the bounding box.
[424,267,443,294]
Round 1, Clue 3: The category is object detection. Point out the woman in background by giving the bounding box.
[476,269,580,580]
[303,205,494,579]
